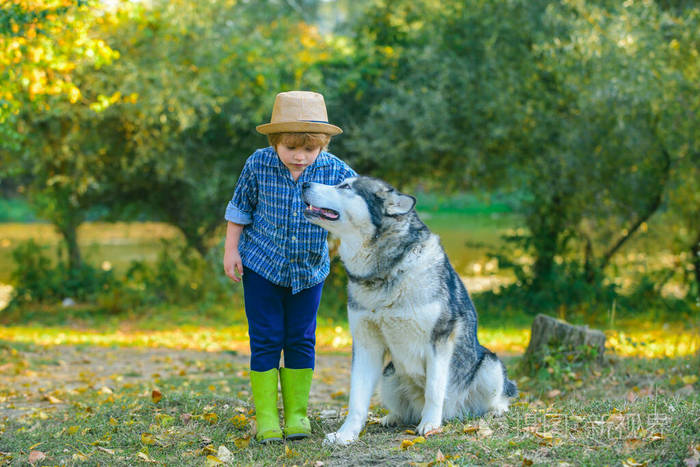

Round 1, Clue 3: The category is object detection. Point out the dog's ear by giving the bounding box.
[385,191,416,216]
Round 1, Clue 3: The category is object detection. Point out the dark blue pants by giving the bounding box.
[242,267,323,372]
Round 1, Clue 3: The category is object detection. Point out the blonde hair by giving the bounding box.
[268,132,331,151]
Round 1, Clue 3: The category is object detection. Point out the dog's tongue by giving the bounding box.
[321,208,339,219]
[308,205,338,219]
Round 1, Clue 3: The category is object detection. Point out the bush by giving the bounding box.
[9,240,115,306]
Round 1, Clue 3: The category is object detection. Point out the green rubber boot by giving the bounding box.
[280,367,313,440]
[250,369,283,444]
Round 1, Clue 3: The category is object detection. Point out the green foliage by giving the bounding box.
[9,239,114,306]
[518,339,601,389]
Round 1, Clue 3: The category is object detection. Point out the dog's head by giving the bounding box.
[301,176,416,238]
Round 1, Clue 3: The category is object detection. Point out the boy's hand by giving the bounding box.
[224,250,244,282]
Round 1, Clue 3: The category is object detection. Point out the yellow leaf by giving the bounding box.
[141,432,156,445]
[109,417,118,426]
[72,452,89,461]
[463,425,479,434]
[649,433,665,442]
[205,455,224,466]
[404,429,416,435]
[151,389,162,404]
[233,436,251,449]
[67,425,80,435]
[413,436,426,445]
[204,412,219,424]
[622,458,647,467]
[400,439,414,450]
[682,375,698,385]
[44,395,62,404]
[229,414,248,429]
[285,445,299,457]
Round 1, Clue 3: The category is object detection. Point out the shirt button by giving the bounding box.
[291,236,296,241]
[293,212,297,216]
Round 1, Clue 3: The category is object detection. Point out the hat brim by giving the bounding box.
[256,121,343,135]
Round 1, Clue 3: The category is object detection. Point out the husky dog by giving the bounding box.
[301,176,517,445]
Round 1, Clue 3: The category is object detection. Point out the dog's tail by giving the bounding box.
[504,377,518,398]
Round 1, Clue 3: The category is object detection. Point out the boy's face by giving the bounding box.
[276,142,322,174]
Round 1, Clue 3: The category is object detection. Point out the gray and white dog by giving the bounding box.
[301,176,517,445]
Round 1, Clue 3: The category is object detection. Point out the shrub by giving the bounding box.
[9,239,115,306]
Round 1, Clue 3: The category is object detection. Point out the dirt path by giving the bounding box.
[0,344,354,420]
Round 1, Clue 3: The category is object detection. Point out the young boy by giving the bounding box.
[223,91,356,443]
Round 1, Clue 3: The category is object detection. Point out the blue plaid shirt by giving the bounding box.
[225,147,356,293]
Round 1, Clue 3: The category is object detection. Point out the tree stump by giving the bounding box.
[522,314,606,374]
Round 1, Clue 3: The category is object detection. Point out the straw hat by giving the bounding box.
[256,91,342,135]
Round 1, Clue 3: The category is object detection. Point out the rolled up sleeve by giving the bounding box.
[225,158,257,225]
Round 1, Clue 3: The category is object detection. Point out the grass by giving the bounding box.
[1,199,698,464]
[0,339,697,466]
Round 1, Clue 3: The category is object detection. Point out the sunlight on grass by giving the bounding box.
[0,323,695,358]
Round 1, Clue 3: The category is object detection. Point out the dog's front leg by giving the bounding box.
[416,342,452,435]
[325,321,384,445]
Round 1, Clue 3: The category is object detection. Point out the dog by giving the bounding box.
[301,176,517,445]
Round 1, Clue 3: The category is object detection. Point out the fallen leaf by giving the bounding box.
[229,413,248,429]
[233,436,251,449]
[141,433,156,445]
[424,428,443,437]
[217,445,234,463]
[28,451,46,464]
[404,429,416,435]
[330,390,346,399]
[206,455,224,466]
[649,433,665,442]
[181,413,192,425]
[285,445,299,457]
[682,375,698,385]
[435,449,446,462]
[622,458,647,467]
[72,452,89,461]
[151,389,162,404]
[137,452,157,463]
[463,425,479,434]
[204,412,219,424]
[97,447,115,455]
[400,439,415,450]
[547,389,561,398]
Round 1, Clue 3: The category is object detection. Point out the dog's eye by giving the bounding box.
[338,183,351,190]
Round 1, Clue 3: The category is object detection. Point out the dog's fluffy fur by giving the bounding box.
[302,176,517,445]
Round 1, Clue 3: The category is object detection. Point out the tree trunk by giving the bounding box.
[57,220,82,271]
[522,314,606,372]
[692,229,700,296]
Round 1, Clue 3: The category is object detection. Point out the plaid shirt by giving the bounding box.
[225,147,356,293]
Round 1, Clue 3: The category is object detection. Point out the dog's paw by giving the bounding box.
[324,431,357,446]
[380,413,402,427]
[416,419,442,436]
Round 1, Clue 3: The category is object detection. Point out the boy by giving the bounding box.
[223,91,355,443]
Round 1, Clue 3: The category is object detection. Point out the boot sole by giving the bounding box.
[285,432,310,441]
